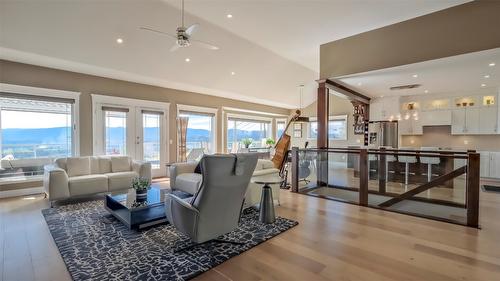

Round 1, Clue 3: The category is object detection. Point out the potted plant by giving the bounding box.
[241,138,253,148]
[132,177,150,199]
[265,138,276,148]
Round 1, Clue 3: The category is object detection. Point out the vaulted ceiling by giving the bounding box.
[0,0,468,108]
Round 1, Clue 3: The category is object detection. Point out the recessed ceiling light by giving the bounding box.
[412,74,418,78]
[481,84,486,87]
[380,95,384,98]
[226,14,233,18]
[484,75,490,78]
[424,90,429,93]
[185,58,190,62]
[357,82,362,86]
[116,38,123,44]
[489,62,496,67]
[231,71,235,75]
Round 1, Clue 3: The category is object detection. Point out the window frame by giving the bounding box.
[275,118,287,140]
[307,115,348,141]
[225,113,273,152]
[0,83,81,157]
[177,104,218,155]
[0,83,80,184]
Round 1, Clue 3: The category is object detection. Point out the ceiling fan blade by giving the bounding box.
[140,27,177,40]
[169,44,181,52]
[190,38,219,51]
[185,23,199,36]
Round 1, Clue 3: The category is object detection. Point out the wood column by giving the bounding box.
[317,82,329,148]
[317,81,329,186]
[466,152,480,228]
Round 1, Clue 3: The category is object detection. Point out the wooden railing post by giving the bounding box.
[291,147,299,193]
[359,149,368,206]
[378,147,386,193]
[466,152,480,228]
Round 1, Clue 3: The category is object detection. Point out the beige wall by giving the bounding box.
[401,126,500,152]
[320,0,500,78]
[291,93,363,148]
[0,60,290,163]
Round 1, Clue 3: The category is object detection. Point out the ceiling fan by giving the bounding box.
[140,0,219,52]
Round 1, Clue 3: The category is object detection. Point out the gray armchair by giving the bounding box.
[165,154,258,244]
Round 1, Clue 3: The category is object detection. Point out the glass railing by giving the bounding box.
[290,147,480,227]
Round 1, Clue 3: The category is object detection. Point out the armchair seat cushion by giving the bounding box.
[68,174,108,196]
[252,168,279,177]
[175,173,203,195]
[105,171,139,191]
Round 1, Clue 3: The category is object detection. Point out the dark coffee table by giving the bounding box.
[104,186,169,229]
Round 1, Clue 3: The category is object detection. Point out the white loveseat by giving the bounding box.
[169,158,280,208]
[43,156,151,203]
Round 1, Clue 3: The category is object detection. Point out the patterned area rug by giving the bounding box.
[42,200,298,281]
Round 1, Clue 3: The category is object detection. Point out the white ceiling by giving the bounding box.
[338,48,500,98]
[0,0,468,109]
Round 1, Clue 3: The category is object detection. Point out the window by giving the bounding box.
[142,112,161,169]
[179,111,215,157]
[308,115,347,140]
[103,108,128,155]
[227,116,271,152]
[276,118,287,139]
[0,91,77,181]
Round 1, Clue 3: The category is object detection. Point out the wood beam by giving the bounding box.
[325,79,370,104]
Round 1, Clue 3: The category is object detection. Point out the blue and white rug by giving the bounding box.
[42,200,297,281]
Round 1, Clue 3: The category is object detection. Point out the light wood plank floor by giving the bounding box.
[1,180,500,281]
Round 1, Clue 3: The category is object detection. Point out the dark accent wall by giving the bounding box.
[320,0,500,78]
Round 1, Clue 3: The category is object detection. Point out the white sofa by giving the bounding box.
[43,156,151,203]
[169,158,280,208]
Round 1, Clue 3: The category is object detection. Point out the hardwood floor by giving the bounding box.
[1,181,500,281]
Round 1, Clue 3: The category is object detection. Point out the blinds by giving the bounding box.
[142,109,164,115]
[228,117,271,124]
[102,106,129,113]
[179,110,215,117]
[0,91,75,104]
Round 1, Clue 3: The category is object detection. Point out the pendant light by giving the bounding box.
[294,84,310,123]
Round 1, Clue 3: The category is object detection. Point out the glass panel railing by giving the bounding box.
[291,147,480,227]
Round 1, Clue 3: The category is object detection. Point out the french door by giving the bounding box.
[93,95,168,178]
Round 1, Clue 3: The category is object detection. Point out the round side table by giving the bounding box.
[252,176,284,224]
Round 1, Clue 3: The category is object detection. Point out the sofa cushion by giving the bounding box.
[105,171,139,191]
[174,173,202,195]
[68,174,108,196]
[66,157,90,177]
[111,156,131,172]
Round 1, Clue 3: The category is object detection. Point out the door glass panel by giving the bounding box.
[105,111,127,155]
[143,113,161,169]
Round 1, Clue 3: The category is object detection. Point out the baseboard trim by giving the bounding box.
[0,186,44,198]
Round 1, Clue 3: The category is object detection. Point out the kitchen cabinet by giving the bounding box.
[452,107,480,135]
[479,106,498,134]
[399,117,422,135]
[479,152,490,178]
[489,152,500,179]
[478,151,500,179]
[420,110,452,126]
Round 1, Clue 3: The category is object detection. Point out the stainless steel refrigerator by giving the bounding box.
[368,121,398,148]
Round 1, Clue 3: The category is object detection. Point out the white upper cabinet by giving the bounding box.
[479,106,498,134]
[451,109,466,134]
[465,107,480,134]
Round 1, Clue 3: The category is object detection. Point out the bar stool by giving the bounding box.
[380,146,397,180]
[398,147,417,186]
[420,147,440,182]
